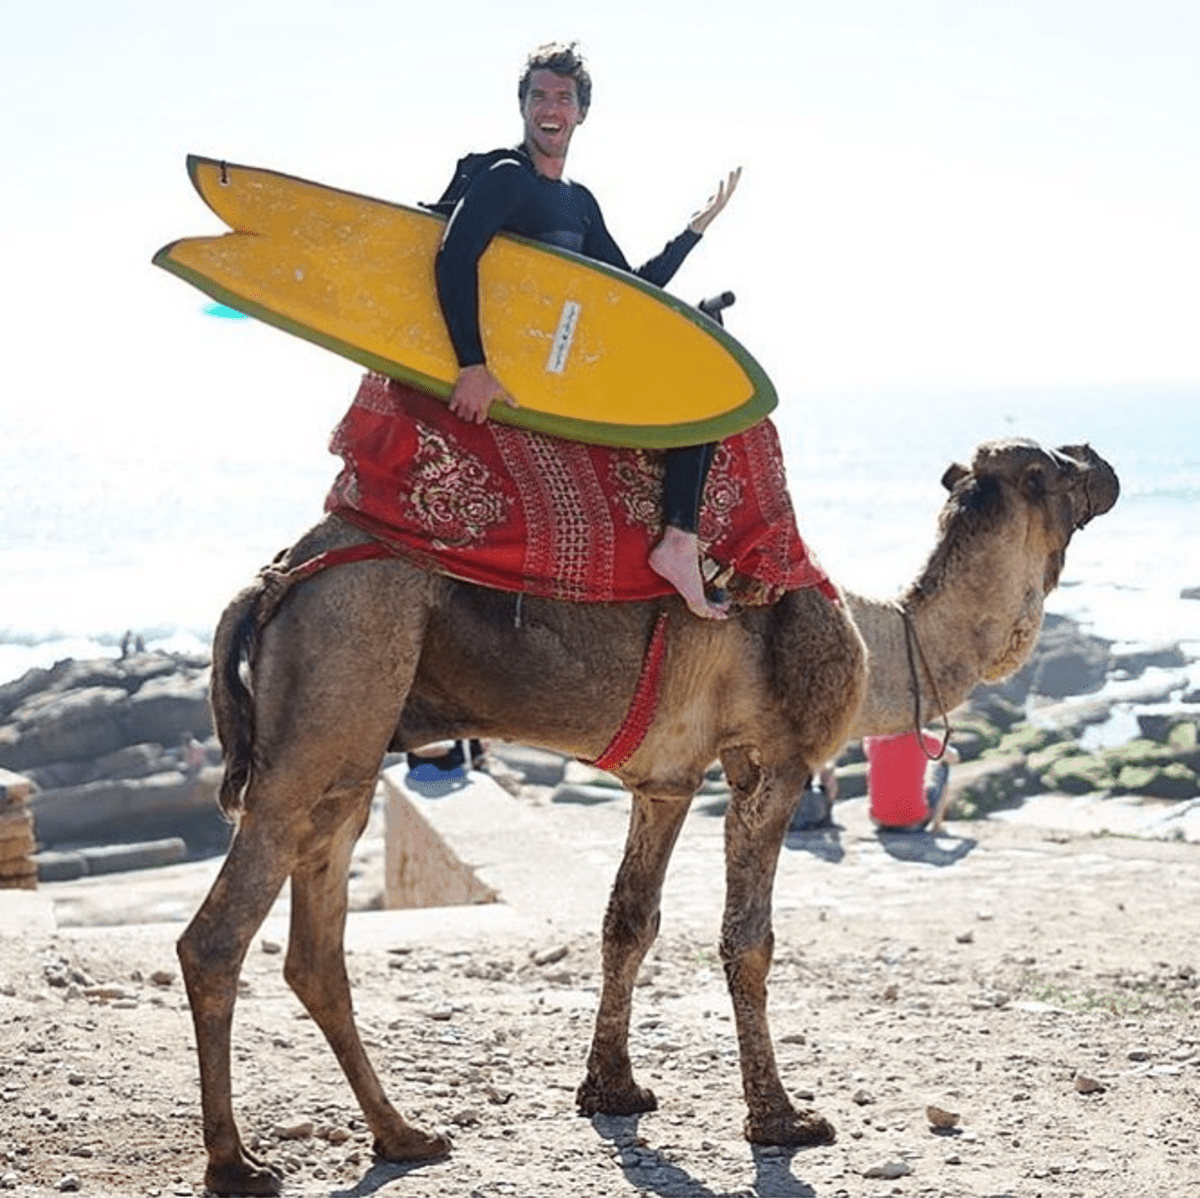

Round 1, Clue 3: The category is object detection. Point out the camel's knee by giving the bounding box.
[282,948,350,1019]
[602,900,661,960]
[720,927,775,998]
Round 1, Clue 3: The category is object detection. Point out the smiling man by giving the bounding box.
[433,41,740,619]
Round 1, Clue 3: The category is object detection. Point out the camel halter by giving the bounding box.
[896,602,953,762]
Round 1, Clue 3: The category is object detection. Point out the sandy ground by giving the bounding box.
[2,778,1199,1198]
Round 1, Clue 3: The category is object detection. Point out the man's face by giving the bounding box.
[521,68,585,164]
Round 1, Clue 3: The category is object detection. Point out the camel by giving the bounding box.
[177,436,1117,1196]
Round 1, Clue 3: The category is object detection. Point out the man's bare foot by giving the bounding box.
[649,526,729,620]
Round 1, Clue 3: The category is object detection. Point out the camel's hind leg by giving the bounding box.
[283,791,450,1163]
[180,560,437,1196]
[720,750,836,1147]
[576,792,691,1116]
[177,814,296,1196]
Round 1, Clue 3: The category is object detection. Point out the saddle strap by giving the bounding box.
[589,610,671,773]
[255,541,403,633]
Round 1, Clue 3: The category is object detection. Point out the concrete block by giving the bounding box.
[381,766,609,928]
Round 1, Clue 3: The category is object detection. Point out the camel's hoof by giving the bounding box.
[372,1126,452,1163]
[204,1158,283,1198]
[744,1106,837,1147]
[576,1075,658,1117]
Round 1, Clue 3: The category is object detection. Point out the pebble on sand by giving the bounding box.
[927,1104,961,1129]
[863,1158,913,1179]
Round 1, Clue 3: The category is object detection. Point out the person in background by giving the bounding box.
[863,730,960,833]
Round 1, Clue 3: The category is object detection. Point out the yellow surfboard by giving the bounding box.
[153,155,776,448]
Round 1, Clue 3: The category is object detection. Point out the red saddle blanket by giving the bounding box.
[325,374,834,606]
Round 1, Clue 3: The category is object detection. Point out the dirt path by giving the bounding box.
[2,790,1198,1197]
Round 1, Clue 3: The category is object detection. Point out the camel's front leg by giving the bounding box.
[284,789,450,1164]
[577,793,691,1116]
[721,750,836,1146]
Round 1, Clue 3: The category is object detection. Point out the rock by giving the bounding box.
[1029,619,1113,699]
[965,691,1025,732]
[1168,721,1199,751]
[973,988,1011,1008]
[532,945,569,967]
[0,686,132,770]
[36,839,188,882]
[1112,642,1191,677]
[1182,585,1200,601]
[944,754,1029,818]
[927,1105,961,1129]
[273,1121,314,1141]
[1041,753,1115,795]
[83,984,138,1003]
[946,715,1004,759]
[1027,740,1085,776]
[57,1175,81,1192]
[1138,714,1188,744]
[1116,762,1198,799]
[994,722,1062,759]
[832,760,866,800]
[0,653,221,849]
[261,940,282,955]
[1074,1074,1106,1094]
[851,1088,874,1106]
[28,771,221,849]
[863,1158,912,1179]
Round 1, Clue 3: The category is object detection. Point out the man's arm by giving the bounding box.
[434,161,525,421]
[579,168,741,290]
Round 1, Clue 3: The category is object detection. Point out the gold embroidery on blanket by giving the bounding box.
[609,445,741,548]
[610,451,663,533]
[400,425,510,548]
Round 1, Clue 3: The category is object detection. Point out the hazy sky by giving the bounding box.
[3,0,1199,457]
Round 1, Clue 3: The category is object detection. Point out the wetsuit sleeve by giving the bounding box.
[578,185,701,288]
[636,228,702,288]
[434,161,527,368]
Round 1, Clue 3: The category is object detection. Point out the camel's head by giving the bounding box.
[939,439,1120,593]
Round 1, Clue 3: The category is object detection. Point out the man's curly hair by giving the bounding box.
[518,41,592,115]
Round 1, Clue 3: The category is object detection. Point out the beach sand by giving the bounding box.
[2,772,1198,1197]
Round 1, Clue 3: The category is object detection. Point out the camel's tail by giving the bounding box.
[210,581,263,817]
[210,561,309,817]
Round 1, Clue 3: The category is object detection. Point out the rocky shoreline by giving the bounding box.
[830,613,1200,825]
[0,611,1197,890]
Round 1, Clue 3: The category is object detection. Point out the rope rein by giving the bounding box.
[897,602,953,762]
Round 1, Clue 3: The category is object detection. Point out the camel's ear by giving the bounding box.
[941,463,969,492]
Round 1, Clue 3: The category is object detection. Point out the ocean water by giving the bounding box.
[2,374,1197,686]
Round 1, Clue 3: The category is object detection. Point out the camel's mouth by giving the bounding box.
[1051,443,1120,530]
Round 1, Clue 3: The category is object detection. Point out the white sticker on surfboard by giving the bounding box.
[546,300,581,374]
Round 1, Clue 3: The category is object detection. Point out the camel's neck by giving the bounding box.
[844,568,1045,740]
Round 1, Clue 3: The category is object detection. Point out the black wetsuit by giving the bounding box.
[434,146,714,534]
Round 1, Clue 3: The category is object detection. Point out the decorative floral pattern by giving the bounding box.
[610,451,664,534]
[400,425,509,548]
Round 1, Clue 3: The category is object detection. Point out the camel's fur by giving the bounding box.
[179,437,1117,1196]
